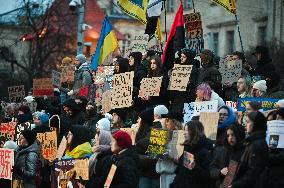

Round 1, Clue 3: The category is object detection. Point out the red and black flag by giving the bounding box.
[162,1,185,71]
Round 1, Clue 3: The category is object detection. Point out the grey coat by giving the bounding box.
[13,142,40,188]
[73,64,93,93]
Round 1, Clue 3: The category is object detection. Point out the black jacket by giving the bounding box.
[232,131,268,188]
[198,65,222,95]
[170,137,212,188]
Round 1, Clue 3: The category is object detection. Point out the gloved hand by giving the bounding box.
[67,90,74,96]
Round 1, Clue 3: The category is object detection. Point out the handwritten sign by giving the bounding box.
[131,34,149,53]
[120,128,137,145]
[61,66,75,83]
[184,100,218,123]
[219,58,242,84]
[146,129,168,158]
[102,90,112,114]
[0,148,14,180]
[104,164,117,188]
[167,130,187,158]
[73,159,89,180]
[184,12,204,54]
[266,120,284,149]
[199,112,219,140]
[0,122,16,142]
[139,77,162,97]
[8,85,25,102]
[226,101,237,111]
[95,84,104,106]
[221,160,238,188]
[237,97,279,112]
[37,131,57,161]
[33,78,53,97]
[52,70,62,88]
[168,64,193,91]
[55,136,67,160]
[111,71,134,109]
[94,66,106,85]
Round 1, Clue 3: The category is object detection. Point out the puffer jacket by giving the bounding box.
[231,131,268,188]
[13,142,40,188]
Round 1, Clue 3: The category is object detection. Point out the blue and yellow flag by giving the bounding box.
[117,0,148,24]
[211,0,236,14]
[91,17,118,70]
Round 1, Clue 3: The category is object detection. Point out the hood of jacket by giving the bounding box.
[16,142,40,160]
[112,146,139,164]
[218,106,236,129]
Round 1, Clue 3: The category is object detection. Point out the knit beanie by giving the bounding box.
[38,112,50,123]
[76,54,87,64]
[253,80,267,92]
[139,108,154,124]
[154,105,169,117]
[96,118,111,131]
[112,130,132,149]
[18,105,31,114]
[21,130,37,146]
[276,99,284,108]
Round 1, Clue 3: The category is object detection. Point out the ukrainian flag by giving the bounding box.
[91,17,118,70]
[117,0,148,24]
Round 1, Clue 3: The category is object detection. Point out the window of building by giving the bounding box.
[167,0,175,12]
[213,32,219,56]
[258,26,267,46]
[122,33,131,56]
[184,0,192,10]
[226,30,235,54]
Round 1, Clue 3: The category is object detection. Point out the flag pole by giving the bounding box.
[163,0,168,41]
[235,14,245,54]
[192,0,196,13]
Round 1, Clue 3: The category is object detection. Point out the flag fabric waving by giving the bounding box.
[117,0,149,24]
[211,0,236,14]
[91,17,118,70]
[162,2,185,71]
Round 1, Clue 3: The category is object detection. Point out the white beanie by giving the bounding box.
[104,113,113,122]
[276,99,284,108]
[253,80,267,92]
[24,96,35,103]
[154,105,169,117]
[96,118,111,131]
[4,141,18,150]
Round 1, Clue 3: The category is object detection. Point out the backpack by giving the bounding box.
[80,67,95,84]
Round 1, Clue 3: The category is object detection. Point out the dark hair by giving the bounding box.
[148,55,163,77]
[135,119,152,143]
[184,120,204,146]
[276,108,284,119]
[247,101,261,111]
[233,51,246,62]
[247,111,267,132]
[115,58,130,74]
[129,52,142,70]
[223,124,245,150]
[68,125,92,151]
[267,110,278,121]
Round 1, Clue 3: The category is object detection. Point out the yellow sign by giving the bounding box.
[211,0,236,14]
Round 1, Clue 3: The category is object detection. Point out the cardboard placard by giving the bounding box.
[219,58,242,84]
[131,34,149,53]
[139,77,162,97]
[183,100,219,123]
[102,90,112,114]
[55,136,67,160]
[0,148,14,180]
[8,85,25,102]
[146,129,168,158]
[226,101,237,111]
[199,112,219,140]
[95,84,104,106]
[168,64,193,91]
[267,120,284,149]
[104,164,117,188]
[15,123,30,144]
[37,131,57,161]
[61,66,75,83]
[73,159,89,180]
[94,66,106,85]
[120,128,137,145]
[184,12,204,54]
[111,72,134,109]
[52,70,62,88]
[237,97,279,112]
[167,130,187,159]
[221,160,238,188]
[33,78,53,97]
[0,122,17,142]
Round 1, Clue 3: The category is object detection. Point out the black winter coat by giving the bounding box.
[170,137,212,188]
[231,131,268,188]
[209,146,243,188]
[198,66,222,95]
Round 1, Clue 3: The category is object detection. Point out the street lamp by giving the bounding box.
[69,0,85,55]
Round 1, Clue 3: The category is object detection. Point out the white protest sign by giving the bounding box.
[52,70,62,88]
[131,34,149,53]
[267,120,284,149]
[183,100,218,123]
[0,148,14,180]
[139,77,162,97]
[111,71,134,109]
[226,101,237,111]
[219,58,242,84]
[168,64,193,91]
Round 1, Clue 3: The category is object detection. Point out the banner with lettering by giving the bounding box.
[0,122,16,142]
[267,120,284,149]
[237,97,279,112]
[146,129,168,158]
[219,58,242,84]
[33,78,53,97]
[37,131,57,161]
[0,148,14,180]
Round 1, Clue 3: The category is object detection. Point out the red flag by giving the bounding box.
[162,2,185,71]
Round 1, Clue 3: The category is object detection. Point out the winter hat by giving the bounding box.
[276,99,284,108]
[4,140,18,150]
[104,113,113,122]
[109,108,127,122]
[76,54,87,64]
[112,130,132,149]
[253,80,267,92]
[154,105,169,117]
[161,111,183,122]
[96,118,111,131]
[24,96,35,103]
[38,112,50,123]
[18,105,31,114]
[63,98,81,111]
[139,108,154,124]
[21,130,37,146]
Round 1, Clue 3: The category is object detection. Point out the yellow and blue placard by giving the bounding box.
[91,17,118,70]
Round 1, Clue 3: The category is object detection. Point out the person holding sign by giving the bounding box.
[209,124,245,188]
[230,111,268,188]
[171,120,212,188]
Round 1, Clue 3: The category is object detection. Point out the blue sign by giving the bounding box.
[237,97,279,112]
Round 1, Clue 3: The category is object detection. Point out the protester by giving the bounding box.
[96,118,111,132]
[153,105,169,128]
[32,111,50,133]
[110,108,127,130]
[4,103,18,122]
[230,111,268,188]
[171,120,211,188]
[84,101,98,135]
[251,80,267,97]
[75,96,88,112]
[38,88,61,116]
[13,130,40,188]
[114,57,130,74]
[237,75,252,98]
[62,98,85,125]
[17,105,33,124]
[263,71,284,98]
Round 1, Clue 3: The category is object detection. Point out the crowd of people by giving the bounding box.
[0,45,284,188]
